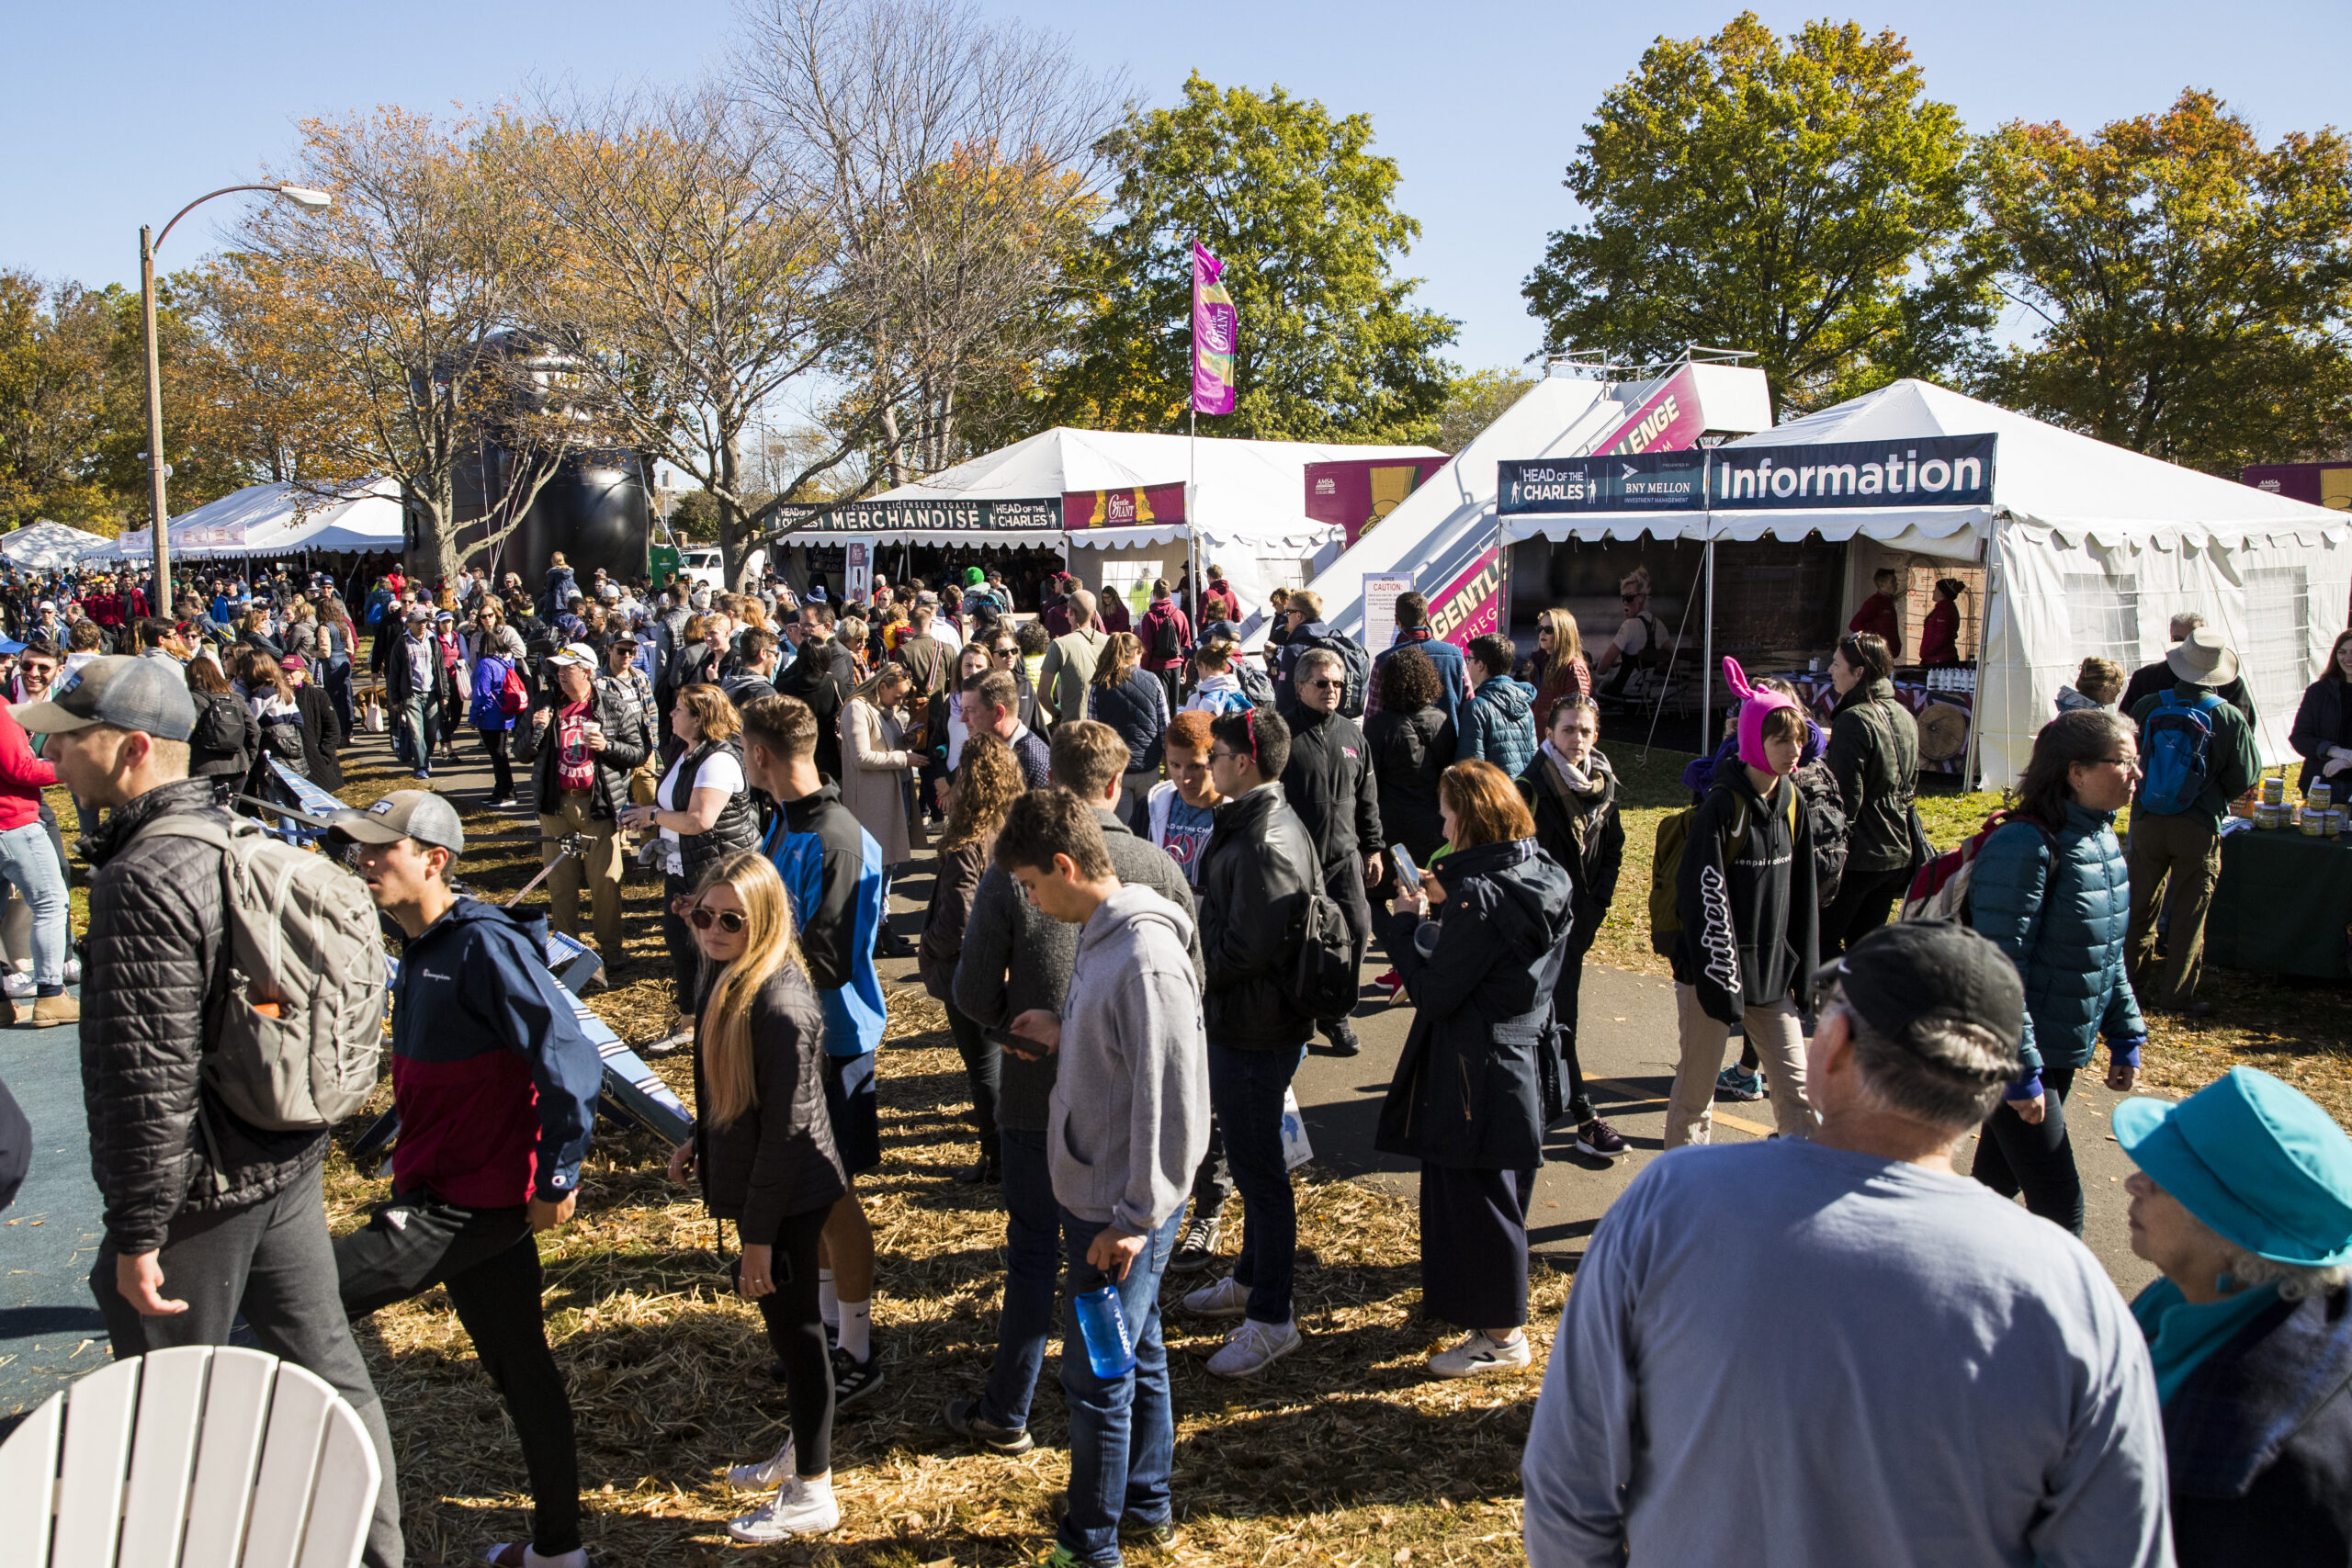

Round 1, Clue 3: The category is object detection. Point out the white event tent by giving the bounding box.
[101,479,404,562]
[804,426,1442,615]
[2,521,115,571]
[1504,378,2350,785]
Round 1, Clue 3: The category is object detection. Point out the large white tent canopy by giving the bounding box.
[1504,378,2351,784]
[2,521,114,571]
[99,479,404,562]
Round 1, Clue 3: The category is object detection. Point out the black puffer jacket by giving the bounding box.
[692,963,848,1241]
[1089,667,1170,773]
[1280,705,1384,897]
[1365,704,1453,865]
[665,735,761,887]
[1377,837,1574,1169]
[511,678,654,821]
[1196,782,1321,1050]
[81,777,323,1252]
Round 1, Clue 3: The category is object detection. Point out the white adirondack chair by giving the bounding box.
[0,1345,380,1568]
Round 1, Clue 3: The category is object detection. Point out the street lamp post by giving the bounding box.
[138,183,331,616]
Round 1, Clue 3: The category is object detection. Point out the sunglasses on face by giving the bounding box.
[689,907,747,933]
[1304,678,1341,691]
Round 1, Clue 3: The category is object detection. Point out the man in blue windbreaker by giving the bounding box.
[740,693,891,1409]
[331,791,604,1568]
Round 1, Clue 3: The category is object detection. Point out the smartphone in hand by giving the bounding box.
[1389,843,1421,894]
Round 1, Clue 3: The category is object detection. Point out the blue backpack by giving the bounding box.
[469,655,516,730]
[2138,692,2223,815]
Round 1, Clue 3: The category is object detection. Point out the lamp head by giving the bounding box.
[276,185,333,209]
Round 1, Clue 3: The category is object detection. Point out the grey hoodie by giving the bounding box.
[1047,883,1211,1234]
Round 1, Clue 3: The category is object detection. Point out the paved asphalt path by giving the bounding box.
[0,733,2160,1416]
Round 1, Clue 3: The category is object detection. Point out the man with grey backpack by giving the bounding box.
[28,656,405,1568]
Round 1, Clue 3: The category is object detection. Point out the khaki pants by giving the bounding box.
[2126,810,2220,1008]
[1667,987,1813,1147]
[539,792,624,959]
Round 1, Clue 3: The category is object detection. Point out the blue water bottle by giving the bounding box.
[1073,1283,1137,1378]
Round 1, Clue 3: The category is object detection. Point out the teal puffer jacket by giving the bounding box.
[1968,801,2145,1086]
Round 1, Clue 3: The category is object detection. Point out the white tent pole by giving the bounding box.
[1965,518,1997,790]
[1188,408,1200,625]
[1701,520,1715,754]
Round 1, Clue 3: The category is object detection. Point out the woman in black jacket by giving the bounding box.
[1363,643,1454,898]
[917,733,1020,1183]
[667,849,849,1542]
[279,654,344,792]
[1820,632,1920,955]
[1380,759,1574,1380]
[185,658,257,791]
[1516,694,1626,1157]
[2290,628,2352,795]
[1087,631,1169,830]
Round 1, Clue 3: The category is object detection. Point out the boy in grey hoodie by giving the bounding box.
[1001,788,1209,1566]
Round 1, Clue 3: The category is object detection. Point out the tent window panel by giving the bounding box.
[2062,573,2141,673]
[2236,566,2309,722]
[1713,537,1848,669]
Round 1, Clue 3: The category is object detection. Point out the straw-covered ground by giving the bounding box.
[51,719,2352,1563]
[297,741,1552,1566]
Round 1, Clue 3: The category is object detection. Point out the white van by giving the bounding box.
[673,547,766,592]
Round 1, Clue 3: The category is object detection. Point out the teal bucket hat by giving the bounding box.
[2115,1066,2352,1267]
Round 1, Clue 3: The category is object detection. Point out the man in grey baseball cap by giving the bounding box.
[51,656,406,1566]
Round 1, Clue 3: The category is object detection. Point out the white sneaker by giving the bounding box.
[1428,1329,1532,1379]
[727,1436,794,1488]
[1204,1316,1301,1378]
[728,1475,841,1541]
[1180,1273,1250,1318]
[2,973,31,999]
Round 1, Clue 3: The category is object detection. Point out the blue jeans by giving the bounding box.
[397,692,438,772]
[1057,1203,1183,1566]
[1207,1042,1306,1325]
[0,820,66,987]
[979,1127,1059,1431]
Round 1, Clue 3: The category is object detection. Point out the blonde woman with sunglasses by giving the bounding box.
[667,848,850,1542]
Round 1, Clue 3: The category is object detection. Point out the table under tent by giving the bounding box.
[1498,378,2350,789]
[766,426,1442,618]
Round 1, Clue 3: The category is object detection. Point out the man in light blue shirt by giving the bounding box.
[1523,920,2169,1568]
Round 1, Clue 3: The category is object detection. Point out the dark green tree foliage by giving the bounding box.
[1049,73,1456,443]
[1976,89,2352,475]
[1523,14,1993,415]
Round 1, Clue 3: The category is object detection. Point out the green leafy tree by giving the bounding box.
[1435,367,1538,452]
[0,272,114,527]
[1975,89,2352,475]
[1047,73,1456,444]
[1523,14,1993,415]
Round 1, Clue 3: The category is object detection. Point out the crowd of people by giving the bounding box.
[2,546,2348,1568]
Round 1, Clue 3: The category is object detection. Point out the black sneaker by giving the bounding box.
[957,1154,1001,1184]
[832,1346,884,1408]
[1168,1213,1222,1274]
[941,1396,1035,1455]
[1575,1118,1630,1159]
[1321,1018,1362,1056]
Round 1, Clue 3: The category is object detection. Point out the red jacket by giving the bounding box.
[1846,592,1901,653]
[0,708,58,832]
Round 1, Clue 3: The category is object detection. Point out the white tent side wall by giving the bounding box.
[1984,519,2351,785]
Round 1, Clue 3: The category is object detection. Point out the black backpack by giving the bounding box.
[1149,611,1183,663]
[1298,632,1373,718]
[1290,882,1363,1019]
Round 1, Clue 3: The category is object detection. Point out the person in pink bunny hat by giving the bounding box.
[1663,658,1821,1146]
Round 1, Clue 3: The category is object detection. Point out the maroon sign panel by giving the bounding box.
[1303,457,1449,547]
[2243,462,2352,513]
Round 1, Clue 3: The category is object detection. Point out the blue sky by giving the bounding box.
[9,0,2348,373]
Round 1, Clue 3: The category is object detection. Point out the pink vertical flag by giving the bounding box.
[1191,241,1237,416]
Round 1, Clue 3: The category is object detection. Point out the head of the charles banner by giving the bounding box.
[1191,240,1238,418]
